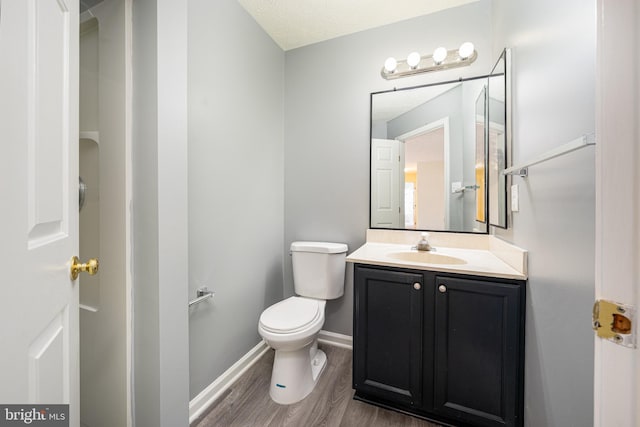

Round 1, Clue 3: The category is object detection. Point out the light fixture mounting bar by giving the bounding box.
[381,49,478,80]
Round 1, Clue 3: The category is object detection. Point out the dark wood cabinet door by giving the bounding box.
[433,276,524,427]
[353,265,424,407]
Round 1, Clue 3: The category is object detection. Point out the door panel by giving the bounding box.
[434,276,523,427]
[27,0,70,246]
[28,308,69,403]
[354,266,423,406]
[371,139,402,227]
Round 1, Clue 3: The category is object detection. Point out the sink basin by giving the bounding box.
[387,251,467,265]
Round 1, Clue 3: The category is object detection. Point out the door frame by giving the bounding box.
[395,117,451,229]
[79,1,133,425]
[119,0,134,424]
[124,1,133,424]
[124,0,133,424]
[594,0,639,425]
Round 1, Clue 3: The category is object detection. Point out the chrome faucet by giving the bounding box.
[416,232,432,251]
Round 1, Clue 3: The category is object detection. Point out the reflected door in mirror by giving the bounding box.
[371,139,404,228]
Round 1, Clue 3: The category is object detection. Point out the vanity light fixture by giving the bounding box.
[381,42,477,80]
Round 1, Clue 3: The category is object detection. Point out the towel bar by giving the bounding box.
[189,287,214,307]
[502,133,595,177]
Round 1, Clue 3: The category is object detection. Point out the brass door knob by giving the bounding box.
[70,256,99,280]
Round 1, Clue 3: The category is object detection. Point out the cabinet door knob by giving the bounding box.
[438,285,447,293]
[413,282,421,290]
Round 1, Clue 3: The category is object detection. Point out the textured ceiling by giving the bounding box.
[237,0,480,51]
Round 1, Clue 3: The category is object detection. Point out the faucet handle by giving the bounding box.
[417,232,431,251]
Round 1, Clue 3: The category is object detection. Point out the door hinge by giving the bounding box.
[593,299,636,348]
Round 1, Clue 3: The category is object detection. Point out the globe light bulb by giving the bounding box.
[432,47,447,64]
[406,52,421,69]
[384,57,397,73]
[458,42,475,59]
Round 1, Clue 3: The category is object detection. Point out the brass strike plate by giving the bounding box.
[593,299,636,348]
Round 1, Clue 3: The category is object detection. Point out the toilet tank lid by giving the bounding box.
[290,241,348,254]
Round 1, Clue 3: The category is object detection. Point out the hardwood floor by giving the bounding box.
[192,344,444,427]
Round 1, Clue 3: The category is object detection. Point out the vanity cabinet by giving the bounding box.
[353,267,425,407]
[353,264,526,427]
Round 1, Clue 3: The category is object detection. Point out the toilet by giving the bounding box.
[258,241,348,405]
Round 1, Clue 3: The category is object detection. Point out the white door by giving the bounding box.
[371,138,403,228]
[0,0,80,425]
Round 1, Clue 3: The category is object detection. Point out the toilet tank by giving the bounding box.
[291,241,348,300]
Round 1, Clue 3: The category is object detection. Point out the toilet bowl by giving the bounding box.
[258,241,347,405]
[258,296,326,404]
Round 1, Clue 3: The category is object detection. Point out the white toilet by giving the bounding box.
[258,241,348,405]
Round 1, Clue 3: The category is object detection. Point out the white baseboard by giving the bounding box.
[188,330,353,423]
[318,330,353,349]
[188,340,270,424]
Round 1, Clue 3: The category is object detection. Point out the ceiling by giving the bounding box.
[80,1,478,49]
[237,0,480,51]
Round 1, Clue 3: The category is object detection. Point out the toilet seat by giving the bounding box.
[259,296,323,334]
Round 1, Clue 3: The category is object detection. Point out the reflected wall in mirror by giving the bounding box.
[487,48,511,228]
[370,76,489,233]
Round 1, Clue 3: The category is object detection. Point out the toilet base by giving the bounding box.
[269,340,327,405]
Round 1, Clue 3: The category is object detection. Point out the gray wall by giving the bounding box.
[132,0,160,424]
[284,1,493,334]
[491,1,596,426]
[133,0,190,425]
[187,0,285,399]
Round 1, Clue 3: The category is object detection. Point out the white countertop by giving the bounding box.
[346,241,527,280]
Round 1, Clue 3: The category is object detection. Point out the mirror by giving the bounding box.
[475,85,487,224]
[487,49,510,228]
[370,76,489,233]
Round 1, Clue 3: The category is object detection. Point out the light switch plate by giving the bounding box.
[511,184,519,212]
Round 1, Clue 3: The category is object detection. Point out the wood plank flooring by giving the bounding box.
[192,344,444,427]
